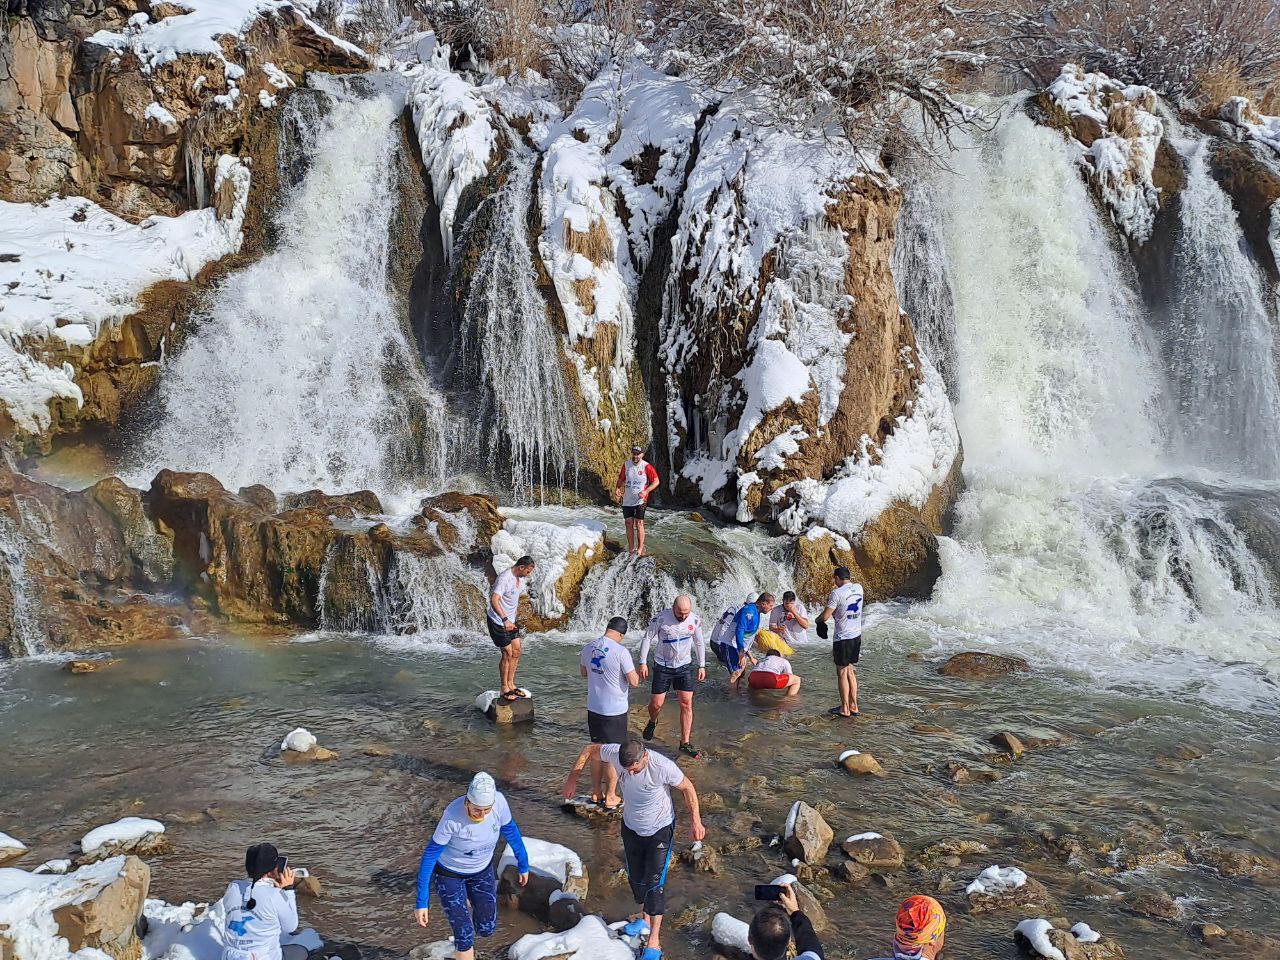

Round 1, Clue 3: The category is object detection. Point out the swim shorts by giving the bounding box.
[622,504,647,520]
[588,710,629,744]
[651,663,695,694]
[714,641,743,673]
[487,618,520,648]
[748,670,790,690]
[832,636,861,667]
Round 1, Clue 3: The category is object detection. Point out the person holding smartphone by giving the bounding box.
[220,843,307,960]
[748,882,824,960]
[414,772,529,960]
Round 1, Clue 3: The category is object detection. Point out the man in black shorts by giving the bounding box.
[638,595,707,758]
[816,566,865,718]
[615,445,660,556]
[488,555,535,700]
[579,616,639,809]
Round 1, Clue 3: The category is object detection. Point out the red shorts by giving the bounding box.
[748,671,790,690]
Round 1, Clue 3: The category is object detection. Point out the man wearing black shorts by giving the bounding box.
[615,445,659,556]
[579,616,639,809]
[816,566,865,718]
[638,595,707,758]
[488,555,535,700]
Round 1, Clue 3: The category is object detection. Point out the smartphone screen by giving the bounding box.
[276,856,288,873]
[754,884,783,901]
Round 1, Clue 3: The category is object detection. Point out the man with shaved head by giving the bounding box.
[637,595,707,759]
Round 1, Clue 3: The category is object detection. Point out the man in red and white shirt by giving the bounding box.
[614,445,660,556]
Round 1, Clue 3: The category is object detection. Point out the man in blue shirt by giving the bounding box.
[710,594,776,689]
[414,773,529,960]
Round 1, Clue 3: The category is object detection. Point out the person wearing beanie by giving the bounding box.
[561,738,705,960]
[414,772,530,960]
[816,565,865,718]
[220,842,306,960]
[747,883,824,960]
[579,616,639,810]
[872,895,946,960]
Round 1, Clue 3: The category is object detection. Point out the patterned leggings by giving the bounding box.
[432,866,498,952]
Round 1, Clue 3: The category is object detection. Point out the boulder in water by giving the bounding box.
[476,690,535,724]
[1119,887,1179,921]
[783,801,833,863]
[51,855,151,956]
[939,652,1030,678]
[990,732,1026,758]
[966,865,1054,914]
[771,874,827,932]
[0,832,27,864]
[710,913,752,960]
[837,750,884,777]
[64,659,111,674]
[841,832,904,869]
[78,818,168,863]
[498,837,588,922]
[679,841,720,875]
[1013,918,1127,960]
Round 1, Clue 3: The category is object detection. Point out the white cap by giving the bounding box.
[467,772,496,807]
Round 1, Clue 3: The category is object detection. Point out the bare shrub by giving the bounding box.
[981,0,1280,104]
[415,0,549,73]
[564,216,613,264]
[658,0,996,151]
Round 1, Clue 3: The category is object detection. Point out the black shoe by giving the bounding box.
[679,742,702,759]
[642,719,656,741]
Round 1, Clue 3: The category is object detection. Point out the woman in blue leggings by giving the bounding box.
[414,772,529,960]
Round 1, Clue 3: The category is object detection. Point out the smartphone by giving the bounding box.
[275,856,288,873]
[754,884,784,901]
[291,868,309,879]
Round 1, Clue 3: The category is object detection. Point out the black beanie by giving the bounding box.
[245,842,278,880]
[607,616,629,635]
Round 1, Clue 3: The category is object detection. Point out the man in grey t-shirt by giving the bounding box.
[562,738,705,960]
[578,616,639,809]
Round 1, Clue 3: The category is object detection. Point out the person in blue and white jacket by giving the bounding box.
[220,842,305,960]
[414,772,529,960]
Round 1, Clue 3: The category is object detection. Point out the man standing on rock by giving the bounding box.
[562,738,705,960]
[816,566,864,718]
[579,616,639,809]
[615,444,660,556]
[639,595,707,759]
[489,555,535,701]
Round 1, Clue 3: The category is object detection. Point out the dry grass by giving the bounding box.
[564,216,613,265]
[1260,79,1280,115]
[573,276,597,315]
[1107,100,1143,139]
[489,0,547,75]
[1197,60,1255,115]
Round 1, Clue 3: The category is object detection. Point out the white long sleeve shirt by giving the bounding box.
[220,879,299,960]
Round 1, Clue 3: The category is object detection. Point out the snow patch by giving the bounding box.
[711,913,751,954]
[498,837,582,886]
[845,832,883,842]
[280,728,316,753]
[1220,97,1280,155]
[1014,918,1065,960]
[509,915,631,960]
[0,833,27,856]
[1070,922,1101,943]
[80,818,164,855]
[967,865,1028,896]
[837,749,860,761]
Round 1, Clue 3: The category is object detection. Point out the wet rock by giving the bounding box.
[921,839,990,861]
[688,512,706,523]
[498,838,588,924]
[64,659,111,674]
[78,820,169,864]
[561,796,623,823]
[837,750,884,777]
[943,762,1002,784]
[1161,743,1205,762]
[1021,734,1067,750]
[679,842,720,875]
[911,722,951,735]
[419,492,504,546]
[828,860,869,883]
[294,874,324,898]
[476,690,535,724]
[363,746,393,758]
[783,802,833,863]
[547,894,584,932]
[841,833,904,869]
[1192,923,1228,943]
[51,856,150,957]
[1189,846,1280,880]
[1120,887,1179,921]
[718,835,764,856]
[772,874,827,932]
[281,489,383,516]
[938,652,1030,678]
[281,746,339,763]
[991,732,1025,757]
[1014,919,1127,960]
[966,866,1054,914]
[237,485,278,513]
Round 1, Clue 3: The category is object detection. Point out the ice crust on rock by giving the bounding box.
[508,915,631,960]
[1014,918,1066,960]
[967,865,1029,895]
[711,913,751,953]
[491,519,603,619]
[80,818,165,855]
[498,838,582,886]
[280,728,317,753]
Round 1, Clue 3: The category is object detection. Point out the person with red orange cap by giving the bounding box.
[867,895,947,960]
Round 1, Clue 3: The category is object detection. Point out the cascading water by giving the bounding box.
[451,146,579,503]
[0,514,44,657]
[1160,138,1280,479]
[131,85,458,499]
[913,105,1280,705]
[892,178,960,391]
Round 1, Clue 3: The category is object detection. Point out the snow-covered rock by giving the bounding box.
[841,832,904,869]
[280,728,317,753]
[782,801,832,863]
[1014,918,1066,960]
[498,838,587,924]
[278,728,337,763]
[142,894,322,960]
[490,518,605,627]
[711,912,752,958]
[967,865,1054,914]
[79,818,166,859]
[0,832,27,864]
[1220,96,1280,156]
[508,915,632,960]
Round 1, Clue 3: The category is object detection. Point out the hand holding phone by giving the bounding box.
[754,884,784,901]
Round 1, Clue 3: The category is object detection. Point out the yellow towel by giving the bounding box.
[753,627,795,657]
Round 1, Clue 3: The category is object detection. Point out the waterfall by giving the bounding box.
[892,178,960,391]
[132,86,459,499]
[0,514,44,657]
[452,146,579,503]
[1160,139,1280,479]
[914,106,1280,702]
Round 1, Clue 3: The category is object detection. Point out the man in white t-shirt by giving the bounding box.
[816,565,865,718]
[614,445,660,556]
[562,739,705,960]
[638,595,707,759]
[768,590,810,649]
[488,555,535,701]
[579,616,639,809]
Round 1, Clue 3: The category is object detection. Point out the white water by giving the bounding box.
[453,147,579,502]
[132,88,456,498]
[914,108,1280,706]
[1163,138,1280,479]
[0,514,44,656]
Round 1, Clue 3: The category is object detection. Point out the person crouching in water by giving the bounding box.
[747,652,802,695]
[221,843,306,960]
[414,772,529,960]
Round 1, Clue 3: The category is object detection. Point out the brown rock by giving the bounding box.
[52,856,150,955]
[783,802,834,863]
[363,745,393,758]
[966,870,1054,914]
[1193,923,1228,943]
[1121,887,1180,921]
[294,874,323,898]
[912,722,950,735]
[938,652,1031,679]
[991,732,1025,757]
[65,659,107,674]
[838,751,885,777]
[281,746,338,763]
[1190,846,1280,880]
[921,839,990,860]
[1210,139,1280,282]
[828,860,869,883]
[679,843,720,874]
[482,694,535,725]
[841,833,904,869]
[498,856,588,922]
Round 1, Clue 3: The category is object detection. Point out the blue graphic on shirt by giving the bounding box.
[227,917,252,937]
[590,646,607,669]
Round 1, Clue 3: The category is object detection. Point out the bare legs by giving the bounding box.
[784,674,802,695]
[500,637,522,694]
[635,519,646,557]
[676,690,694,743]
[590,755,620,805]
[624,516,637,554]
[837,664,858,715]
[646,914,663,953]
